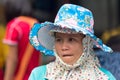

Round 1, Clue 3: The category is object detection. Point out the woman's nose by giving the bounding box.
[61,41,69,51]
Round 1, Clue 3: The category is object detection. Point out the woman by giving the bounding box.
[29,4,116,80]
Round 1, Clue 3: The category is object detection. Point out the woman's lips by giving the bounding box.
[62,54,73,57]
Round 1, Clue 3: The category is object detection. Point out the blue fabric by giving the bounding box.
[96,50,120,80]
[28,65,47,80]
[99,68,116,80]
[28,65,116,80]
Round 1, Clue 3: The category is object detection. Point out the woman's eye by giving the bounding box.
[69,38,74,42]
[55,38,61,42]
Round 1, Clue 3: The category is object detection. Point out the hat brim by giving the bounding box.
[29,22,55,56]
[29,22,113,56]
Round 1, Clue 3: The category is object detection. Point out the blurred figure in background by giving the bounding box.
[2,0,41,80]
[3,16,42,80]
[2,0,57,80]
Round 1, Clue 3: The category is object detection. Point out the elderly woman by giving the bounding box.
[29,4,116,80]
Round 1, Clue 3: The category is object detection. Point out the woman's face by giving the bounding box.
[55,33,84,65]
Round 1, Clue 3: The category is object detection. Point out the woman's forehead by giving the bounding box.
[55,32,84,37]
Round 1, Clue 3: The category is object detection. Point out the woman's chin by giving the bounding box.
[62,58,75,65]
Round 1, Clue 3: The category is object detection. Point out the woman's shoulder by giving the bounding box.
[32,65,47,72]
[28,65,47,80]
[99,67,116,80]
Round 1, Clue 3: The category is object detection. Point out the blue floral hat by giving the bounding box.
[29,4,113,56]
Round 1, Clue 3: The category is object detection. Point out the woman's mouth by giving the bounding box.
[62,54,73,57]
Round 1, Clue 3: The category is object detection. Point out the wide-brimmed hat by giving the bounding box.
[29,4,113,56]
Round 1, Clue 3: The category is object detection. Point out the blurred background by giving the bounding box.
[0,0,120,80]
